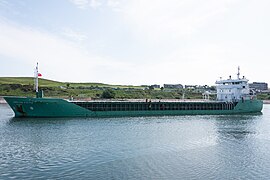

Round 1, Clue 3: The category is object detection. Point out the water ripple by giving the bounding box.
[1,104,270,179]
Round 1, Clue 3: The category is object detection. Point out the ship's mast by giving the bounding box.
[35,62,39,93]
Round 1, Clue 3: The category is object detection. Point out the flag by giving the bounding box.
[38,73,42,77]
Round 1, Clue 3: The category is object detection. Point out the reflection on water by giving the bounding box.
[215,114,262,140]
[1,104,270,179]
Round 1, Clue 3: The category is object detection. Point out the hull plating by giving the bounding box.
[4,97,263,118]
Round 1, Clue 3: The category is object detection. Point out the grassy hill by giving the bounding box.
[2,77,267,100]
[0,77,204,100]
[0,77,63,87]
[1,77,182,99]
[0,77,143,89]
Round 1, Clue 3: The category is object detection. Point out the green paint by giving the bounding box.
[4,96,263,118]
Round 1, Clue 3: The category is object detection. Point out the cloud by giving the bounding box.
[1,0,269,85]
[62,28,88,42]
[89,0,102,9]
[106,0,123,11]
[123,0,240,42]
[0,0,23,16]
[0,18,132,83]
[70,0,124,11]
[69,0,102,9]
[0,0,9,7]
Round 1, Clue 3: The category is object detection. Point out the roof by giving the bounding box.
[216,78,248,84]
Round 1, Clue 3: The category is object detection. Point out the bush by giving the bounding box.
[101,89,115,99]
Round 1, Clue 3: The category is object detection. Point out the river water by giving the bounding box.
[1,103,270,179]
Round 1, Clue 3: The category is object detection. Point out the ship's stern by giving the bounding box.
[234,99,263,113]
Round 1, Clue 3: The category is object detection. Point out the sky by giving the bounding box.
[0,0,269,86]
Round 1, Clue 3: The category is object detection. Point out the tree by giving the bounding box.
[149,86,155,90]
[101,89,116,99]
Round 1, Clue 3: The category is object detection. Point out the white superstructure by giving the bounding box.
[216,67,255,102]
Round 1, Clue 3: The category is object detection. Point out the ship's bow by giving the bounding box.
[4,96,93,118]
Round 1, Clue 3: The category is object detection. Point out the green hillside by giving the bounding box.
[0,77,143,89]
[0,77,267,100]
[0,77,63,87]
[0,77,204,99]
[0,77,173,99]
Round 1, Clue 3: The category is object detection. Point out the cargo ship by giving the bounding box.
[4,65,263,118]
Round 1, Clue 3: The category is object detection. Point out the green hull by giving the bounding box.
[4,97,263,118]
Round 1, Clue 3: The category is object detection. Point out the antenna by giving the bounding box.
[237,66,240,79]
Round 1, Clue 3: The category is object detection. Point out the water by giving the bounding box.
[1,104,270,179]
